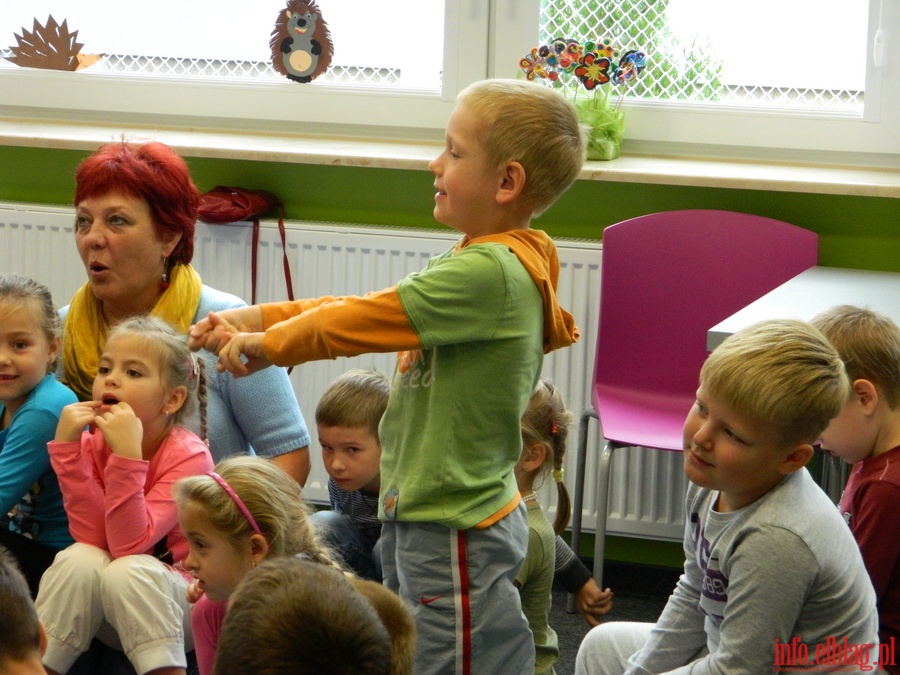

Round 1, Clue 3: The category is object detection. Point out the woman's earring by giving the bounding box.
[160,257,169,291]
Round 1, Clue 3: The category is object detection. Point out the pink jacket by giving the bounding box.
[48,426,213,566]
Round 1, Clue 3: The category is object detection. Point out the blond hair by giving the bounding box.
[457,79,585,216]
[812,305,900,409]
[173,455,340,569]
[0,274,61,373]
[520,380,574,533]
[105,315,207,439]
[701,319,849,446]
[315,369,390,437]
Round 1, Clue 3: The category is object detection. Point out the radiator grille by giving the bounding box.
[0,202,685,540]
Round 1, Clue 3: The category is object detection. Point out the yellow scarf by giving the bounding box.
[62,264,203,401]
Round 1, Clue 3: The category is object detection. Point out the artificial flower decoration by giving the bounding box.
[575,52,612,90]
[519,37,648,160]
[520,37,646,102]
[612,49,648,85]
[520,48,557,82]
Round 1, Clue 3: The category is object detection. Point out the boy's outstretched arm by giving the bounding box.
[188,306,264,354]
[215,331,271,377]
[260,288,422,366]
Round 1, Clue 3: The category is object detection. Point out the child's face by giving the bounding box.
[91,334,176,425]
[318,424,381,494]
[682,384,799,512]
[428,101,504,238]
[0,299,57,416]
[179,499,254,602]
[818,391,874,464]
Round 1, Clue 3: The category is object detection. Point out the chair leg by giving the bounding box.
[566,409,597,614]
[592,441,616,588]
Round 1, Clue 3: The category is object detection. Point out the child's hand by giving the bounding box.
[575,578,614,627]
[55,401,102,443]
[215,332,272,377]
[94,402,144,460]
[188,307,263,354]
[186,578,204,604]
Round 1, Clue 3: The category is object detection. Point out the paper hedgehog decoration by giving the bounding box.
[6,15,101,71]
[270,0,333,83]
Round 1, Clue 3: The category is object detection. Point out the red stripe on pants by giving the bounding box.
[456,530,472,675]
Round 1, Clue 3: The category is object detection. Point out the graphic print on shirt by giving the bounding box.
[396,349,433,390]
[3,481,41,538]
[692,512,727,623]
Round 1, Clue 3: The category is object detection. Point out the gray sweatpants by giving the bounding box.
[381,503,533,675]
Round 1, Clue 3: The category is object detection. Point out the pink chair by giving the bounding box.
[569,210,818,592]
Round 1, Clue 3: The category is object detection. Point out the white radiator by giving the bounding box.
[0,202,685,541]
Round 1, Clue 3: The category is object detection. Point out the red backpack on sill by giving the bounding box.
[197,186,295,304]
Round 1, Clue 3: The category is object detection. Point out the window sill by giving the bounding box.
[3,117,899,199]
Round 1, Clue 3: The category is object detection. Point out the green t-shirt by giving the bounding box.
[379,242,544,529]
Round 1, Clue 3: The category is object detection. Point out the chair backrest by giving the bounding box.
[593,209,818,405]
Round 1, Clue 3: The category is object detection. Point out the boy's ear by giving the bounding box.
[164,385,188,416]
[852,378,879,412]
[778,443,815,475]
[495,161,526,205]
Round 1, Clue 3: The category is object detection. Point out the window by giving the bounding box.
[0,0,483,135]
[532,0,900,159]
[1,0,898,160]
[540,0,870,111]
[1,1,444,88]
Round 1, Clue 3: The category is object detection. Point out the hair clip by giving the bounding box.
[550,422,560,436]
[208,472,262,535]
[185,354,197,380]
[552,467,565,483]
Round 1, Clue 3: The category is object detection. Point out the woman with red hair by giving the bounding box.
[55,140,311,673]
[61,140,310,484]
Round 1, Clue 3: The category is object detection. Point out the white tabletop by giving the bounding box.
[707,266,900,351]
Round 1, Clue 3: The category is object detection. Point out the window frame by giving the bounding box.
[1,0,898,162]
[1,0,493,138]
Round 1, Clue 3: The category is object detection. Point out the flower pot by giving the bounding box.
[575,95,625,161]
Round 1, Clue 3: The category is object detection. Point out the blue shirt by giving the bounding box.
[0,373,77,548]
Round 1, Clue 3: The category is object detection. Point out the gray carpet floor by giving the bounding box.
[550,563,680,675]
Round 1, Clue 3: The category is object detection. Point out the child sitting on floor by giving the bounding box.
[813,305,900,673]
[213,556,416,675]
[36,315,213,675]
[310,369,390,580]
[173,455,344,675]
[516,379,598,674]
[0,275,77,597]
[0,545,47,674]
[575,319,881,674]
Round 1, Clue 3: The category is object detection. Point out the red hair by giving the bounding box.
[74,141,199,265]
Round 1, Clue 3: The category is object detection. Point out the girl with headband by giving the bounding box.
[173,455,343,675]
[34,315,213,675]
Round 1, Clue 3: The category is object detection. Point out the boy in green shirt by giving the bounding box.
[190,78,585,673]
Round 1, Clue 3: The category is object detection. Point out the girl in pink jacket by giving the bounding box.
[35,316,213,675]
